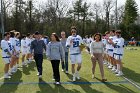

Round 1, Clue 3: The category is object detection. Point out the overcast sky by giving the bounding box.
[35,0,140,12]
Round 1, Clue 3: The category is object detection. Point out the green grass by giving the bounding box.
[0,47,140,93]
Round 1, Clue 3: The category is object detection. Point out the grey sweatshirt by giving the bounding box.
[60,38,68,53]
[31,39,46,55]
[47,41,65,61]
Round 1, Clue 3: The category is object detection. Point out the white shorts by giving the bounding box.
[2,57,11,64]
[70,54,82,64]
[114,53,123,60]
[108,49,113,57]
[26,48,31,54]
[21,50,27,55]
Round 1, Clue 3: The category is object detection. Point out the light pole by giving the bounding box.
[115,0,118,30]
[1,0,4,39]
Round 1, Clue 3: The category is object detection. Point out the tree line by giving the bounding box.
[0,0,140,40]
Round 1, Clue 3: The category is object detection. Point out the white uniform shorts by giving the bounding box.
[21,50,27,55]
[108,49,113,57]
[2,57,11,64]
[70,54,82,64]
[113,53,123,60]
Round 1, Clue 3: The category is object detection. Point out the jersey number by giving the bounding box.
[73,41,79,47]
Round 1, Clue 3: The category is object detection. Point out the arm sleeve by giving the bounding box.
[90,42,94,54]
[117,38,124,47]
[66,37,71,48]
[79,36,83,44]
[30,41,34,54]
[42,40,46,51]
[59,43,65,61]
[46,43,51,59]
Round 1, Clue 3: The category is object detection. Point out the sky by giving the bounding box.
[35,0,140,12]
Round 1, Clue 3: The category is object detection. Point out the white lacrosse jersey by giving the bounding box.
[113,37,124,54]
[66,35,83,55]
[15,38,21,52]
[1,40,13,57]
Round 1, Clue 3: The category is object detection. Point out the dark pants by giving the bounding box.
[34,54,43,75]
[61,52,68,71]
[51,60,60,82]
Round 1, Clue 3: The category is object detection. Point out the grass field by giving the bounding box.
[0,47,140,93]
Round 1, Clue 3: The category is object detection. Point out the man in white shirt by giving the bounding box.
[66,26,83,82]
[9,31,17,74]
[14,32,21,68]
[26,33,32,63]
[21,35,27,66]
[1,32,13,78]
[110,30,124,76]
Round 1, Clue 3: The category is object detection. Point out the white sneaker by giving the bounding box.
[108,65,113,69]
[55,82,60,85]
[37,73,39,76]
[75,72,80,80]
[4,74,11,79]
[116,71,124,76]
[8,72,13,76]
[114,70,119,74]
[62,69,64,72]
[92,74,95,79]
[73,76,76,82]
[39,75,42,79]
[11,68,16,73]
[65,71,68,74]
[111,66,116,71]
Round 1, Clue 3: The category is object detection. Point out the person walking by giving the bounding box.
[47,33,65,85]
[31,31,46,79]
[60,31,69,74]
[90,33,107,82]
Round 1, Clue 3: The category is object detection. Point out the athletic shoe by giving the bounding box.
[108,65,113,69]
[55,82,60,85]
[65,71,68,74]
[75,72,80,80]
[37,72,39,76]
[114,70,119,74]
[62,69,64,72]
[116,71,124,76]
[39,75,42,79]
[8,72,13,76]
[4,74,11,79]
[72,74,76,82]
[111,66,116,71]
[92,74,95,79]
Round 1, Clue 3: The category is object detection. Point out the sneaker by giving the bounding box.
[111,66,116,71]
[37,73,39,76]
[76,72,80,80]
[39,75,42,79]
[73,76,76,82]
[114,70,119,74]
[92,74,95,79]
[65,71,68,74]
[4,74,11,79]
[62,69,64,72]
[108,65,113,69]
[8,72,13,76]
[55,82,60,85]
[116,71,124,76]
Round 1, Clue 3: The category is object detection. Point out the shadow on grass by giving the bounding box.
[36,79,81,93]
[66,74,103,93]
[22,62,36,75]
[0,70,23,93]
[123,67,140,85]
[95,77,137,93]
